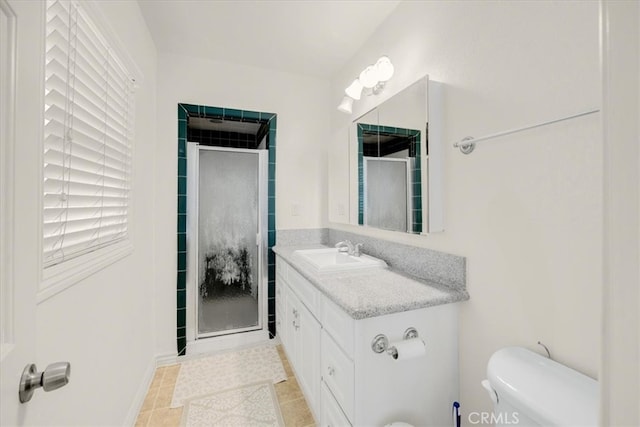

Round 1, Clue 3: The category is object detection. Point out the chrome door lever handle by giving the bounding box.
[19,362,70,403]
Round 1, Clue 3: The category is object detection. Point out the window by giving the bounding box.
[43,1,134,273]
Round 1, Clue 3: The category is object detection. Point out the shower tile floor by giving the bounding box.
[135,345,315,427]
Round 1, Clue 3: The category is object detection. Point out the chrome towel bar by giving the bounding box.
[453,108,600,154]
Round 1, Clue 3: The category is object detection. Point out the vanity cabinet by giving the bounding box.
[275,265,287,346]
[287,290,321,408]
[320,382,351,427]
[276,257,321,414]
[276,255,459,427]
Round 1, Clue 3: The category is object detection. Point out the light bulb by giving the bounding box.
[359,65,378,89]
[375,56,394,82]
[345,79,363,100]
[337,96,353,114]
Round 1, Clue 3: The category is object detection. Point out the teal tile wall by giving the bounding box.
[357,123,422,233]
[357,125,364,225]
[176,103,277,356]
[177,104,188,355]
[412,132,422,233]
[266,115,277,338]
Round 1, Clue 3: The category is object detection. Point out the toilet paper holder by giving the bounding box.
[371,327,419,356]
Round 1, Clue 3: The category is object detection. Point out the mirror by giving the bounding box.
[348,75,442,234]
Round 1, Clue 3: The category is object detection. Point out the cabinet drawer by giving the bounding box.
[321,297,355,357]
[321,330,354,422]
[287,267,318,315]
[321,382,352,427]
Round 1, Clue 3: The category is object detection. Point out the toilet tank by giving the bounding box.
[485,347,598,427]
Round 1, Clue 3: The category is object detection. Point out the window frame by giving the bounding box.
[38,0,141,303]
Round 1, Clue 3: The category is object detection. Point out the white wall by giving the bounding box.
[15,1,159,425]
[154,54,330,356]
[328,1,601,422]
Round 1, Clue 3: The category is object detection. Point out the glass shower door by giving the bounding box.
[364,157,411,232]
[196,147,265,337]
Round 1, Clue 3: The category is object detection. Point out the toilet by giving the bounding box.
[482,346,599,426]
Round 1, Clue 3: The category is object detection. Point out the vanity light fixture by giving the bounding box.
[345,79,364,100]
[337,96,355,114]
[337,56,395,114]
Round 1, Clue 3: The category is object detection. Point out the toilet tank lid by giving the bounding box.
[487,347,599,427]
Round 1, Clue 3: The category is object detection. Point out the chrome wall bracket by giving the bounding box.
[371,334,389,354]
[457,136,476,155]
[403,327,418,340]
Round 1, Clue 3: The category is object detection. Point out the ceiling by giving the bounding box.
[138,0,401,79]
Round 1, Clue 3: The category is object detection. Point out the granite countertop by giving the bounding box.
[272,244,469,320]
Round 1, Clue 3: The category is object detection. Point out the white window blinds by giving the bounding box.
[44,0,134,268]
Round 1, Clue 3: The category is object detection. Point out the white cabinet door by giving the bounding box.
[275,277,287,345]
[284,286,299,357]
[297,300,321,412]
[282,282,321,417]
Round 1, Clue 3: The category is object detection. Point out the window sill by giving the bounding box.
[38,240,133,304]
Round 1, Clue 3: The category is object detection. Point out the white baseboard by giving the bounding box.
[123,356,156,426]
[155,352,179,367]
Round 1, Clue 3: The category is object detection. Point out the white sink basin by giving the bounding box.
[293,248,387,274]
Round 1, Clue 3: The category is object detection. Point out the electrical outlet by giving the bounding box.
[338,203,345,216]
[291,203,300,216]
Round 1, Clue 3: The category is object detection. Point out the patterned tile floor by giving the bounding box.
[135,345,315,427]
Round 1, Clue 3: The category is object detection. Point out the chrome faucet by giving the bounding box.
[335,240,364,257]
[354,243,364,257]
[335,240,354,254]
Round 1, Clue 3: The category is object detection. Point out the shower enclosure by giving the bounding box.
[363,157,413,232]
[187,144,268,340]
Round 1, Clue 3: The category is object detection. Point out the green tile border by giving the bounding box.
[412,132,423,233]
[357,125,364,225]
[176,103,277,356]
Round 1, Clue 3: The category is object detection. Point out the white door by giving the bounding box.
[1,0,44,424]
